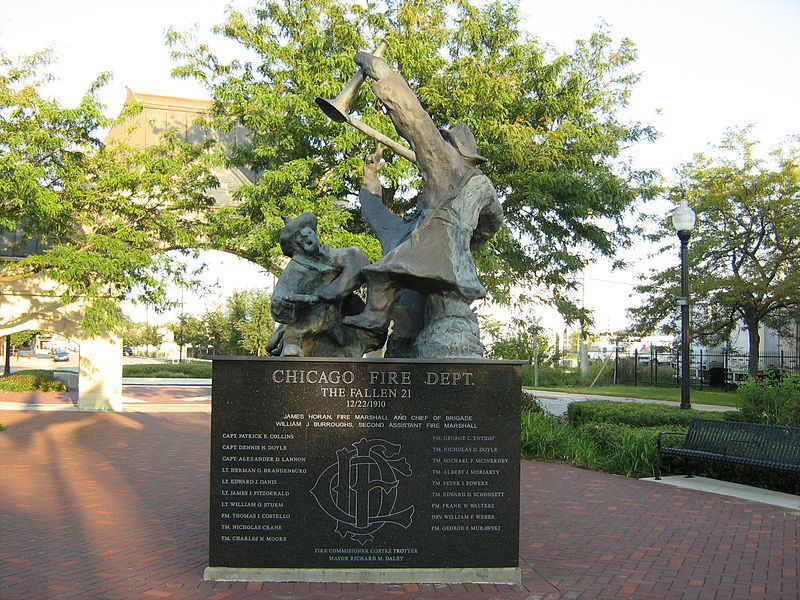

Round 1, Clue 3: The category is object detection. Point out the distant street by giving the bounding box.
[527,388,732,416]
[3,351,163,374]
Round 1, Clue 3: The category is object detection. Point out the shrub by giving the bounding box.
[601,426,662,476]
[123,361,212,378]
[574,422,666,476]
[567,400,733,427]
[521,391,545,414]
[0,371,68,392]
[737,375,800,426]
[576,422,632,453]
[522,414,660,476]
[612,357,675,386]
[520,412,600,468]
[522,361,617,388]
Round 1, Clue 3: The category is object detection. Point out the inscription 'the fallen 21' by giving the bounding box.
[271,369,475,386]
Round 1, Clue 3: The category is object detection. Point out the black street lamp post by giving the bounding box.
[673,199,696,410]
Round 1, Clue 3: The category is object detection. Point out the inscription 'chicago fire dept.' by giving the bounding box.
[271,369,476,387]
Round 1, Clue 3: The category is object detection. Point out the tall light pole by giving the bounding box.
[672,198,696,409]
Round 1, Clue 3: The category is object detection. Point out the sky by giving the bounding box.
[2,0,799,332]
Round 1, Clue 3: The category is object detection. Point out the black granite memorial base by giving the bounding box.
[205,357,522,585]
[203,566,521,585]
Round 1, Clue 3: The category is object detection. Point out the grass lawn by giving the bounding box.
[527,384,739,407]
[0,370,67,393]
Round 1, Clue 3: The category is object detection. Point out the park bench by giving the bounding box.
[655,418,800,480]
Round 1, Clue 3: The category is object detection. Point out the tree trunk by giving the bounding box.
[4,336,11,376]
[746,321,761,377]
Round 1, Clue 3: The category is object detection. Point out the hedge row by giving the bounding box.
[122,361,212,378]
[520,412,663,477]
[0,371,68,392]
[566,400,736,427]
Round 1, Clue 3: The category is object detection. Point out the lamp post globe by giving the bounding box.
[673,199,696,410]
[673,198,697,233]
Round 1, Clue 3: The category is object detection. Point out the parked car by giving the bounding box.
[123,346,135,356]
[52,349,70,362]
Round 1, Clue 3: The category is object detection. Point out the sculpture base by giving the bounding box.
[414,292,484,358]
[203,566,521,585]
[206,357,522,584]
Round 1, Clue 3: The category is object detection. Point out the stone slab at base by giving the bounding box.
[203,566,522,585]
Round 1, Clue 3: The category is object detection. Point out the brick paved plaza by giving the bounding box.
[1,409,798,600]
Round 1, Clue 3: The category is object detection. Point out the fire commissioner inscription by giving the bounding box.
[208,358,521,571]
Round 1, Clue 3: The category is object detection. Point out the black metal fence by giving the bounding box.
[608,348,800,389]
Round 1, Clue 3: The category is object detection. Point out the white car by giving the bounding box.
[52,349,70,362]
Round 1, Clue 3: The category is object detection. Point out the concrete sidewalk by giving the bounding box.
[527,389,733,416]
[1,410,797,600]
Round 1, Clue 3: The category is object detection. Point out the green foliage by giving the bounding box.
[121,321,163,349]
[173,289,276,356]
[613,357,676,387]
[233,289,275,356]
[567,400,732,427]
[575,422,662,476]
[520,412,600,467]
[168,0,657,316]
[170,313,204,356]
[484,316,555,363]
[520,412,658,476]
[522,364,576,387]
[736,375,800,426]
[631,129,800,376]
[0,49,219,334]
[521,400,763,480]
[8,330,38,348]
[122,362,212,378]
[521,391,545,414]
[0,371,67,392]
[521,359,615,387]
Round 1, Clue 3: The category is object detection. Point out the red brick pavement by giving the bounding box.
[0,386,211,408]
[0,411,797,600]
[0,390,78,407]
[122,386,210,404]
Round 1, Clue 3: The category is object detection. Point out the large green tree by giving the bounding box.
[630,129,800,376]
[0,50,219,334]
[167,0,657,320]
[182,289,275,355]
[236,289,275,356]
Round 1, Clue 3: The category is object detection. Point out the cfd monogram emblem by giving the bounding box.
[310,438,415,544]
